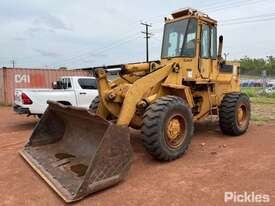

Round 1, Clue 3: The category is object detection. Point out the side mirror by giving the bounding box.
[52,81,62,89]
[52,81,58,89]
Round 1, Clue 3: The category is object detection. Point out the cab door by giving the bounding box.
[76,78,98,108]
[199,24,211,79]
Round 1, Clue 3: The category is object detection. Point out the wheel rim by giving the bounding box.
[165,114,186,149]
[237,104,248,127]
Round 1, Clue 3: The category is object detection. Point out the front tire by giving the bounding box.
[141,95,194,161]
[219,93,250,136]
[89,96,100,113]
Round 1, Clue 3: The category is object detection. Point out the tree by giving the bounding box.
[239,56,275,77]
[59,67,68,70]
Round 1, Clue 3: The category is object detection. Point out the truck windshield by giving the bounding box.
[161,18,197,59]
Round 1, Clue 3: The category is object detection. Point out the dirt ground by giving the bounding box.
[0,106,275,206]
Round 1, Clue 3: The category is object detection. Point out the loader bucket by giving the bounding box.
[20,101,133,203]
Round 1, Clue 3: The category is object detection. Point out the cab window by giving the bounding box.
[61,78,72,89]
[201,25,210,58]
[161,18,197,58]
[78,78,97,89]
[181,18,197,57]
[210,27,217,59]
[167,32,184,57]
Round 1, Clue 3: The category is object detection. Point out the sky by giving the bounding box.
[0,0,275,69]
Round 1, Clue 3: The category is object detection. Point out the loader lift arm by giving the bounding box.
[96,63,175,126]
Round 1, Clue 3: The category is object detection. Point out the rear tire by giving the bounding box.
[89,96,100,113]
[219,93,250,136]
[141,95,194,161]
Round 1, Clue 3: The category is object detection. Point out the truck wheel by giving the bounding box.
[219,93,250,136]
[89,96,100,113]
[141,95,194,161]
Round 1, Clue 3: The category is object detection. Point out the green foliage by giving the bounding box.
[59,67,68,70]
[240,56,275,77]
[241,87,275,99]
[241,88,258,97]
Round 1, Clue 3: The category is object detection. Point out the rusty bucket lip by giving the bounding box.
[21,101,81,202]
[20,149,77,203]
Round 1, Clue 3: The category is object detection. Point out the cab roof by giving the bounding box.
[166,8,217,25]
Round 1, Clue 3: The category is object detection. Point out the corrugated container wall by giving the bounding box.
[0,68,91,105]
[0,68,4,105]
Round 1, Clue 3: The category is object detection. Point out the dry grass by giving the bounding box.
[250,97,275,124]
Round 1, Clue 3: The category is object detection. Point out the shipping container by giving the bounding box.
[0,68,91,105]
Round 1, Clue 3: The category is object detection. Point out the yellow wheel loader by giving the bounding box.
[20,8,250,202]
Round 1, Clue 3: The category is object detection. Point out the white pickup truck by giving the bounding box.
[13,76,98,117]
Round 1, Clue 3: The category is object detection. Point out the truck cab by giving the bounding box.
[14,76,98,117]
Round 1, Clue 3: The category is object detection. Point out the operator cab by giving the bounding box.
[161,8,218,79]
[162,15,197,58]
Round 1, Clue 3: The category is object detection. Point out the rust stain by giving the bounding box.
[55,153,76,160]
[70,164,88,177]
